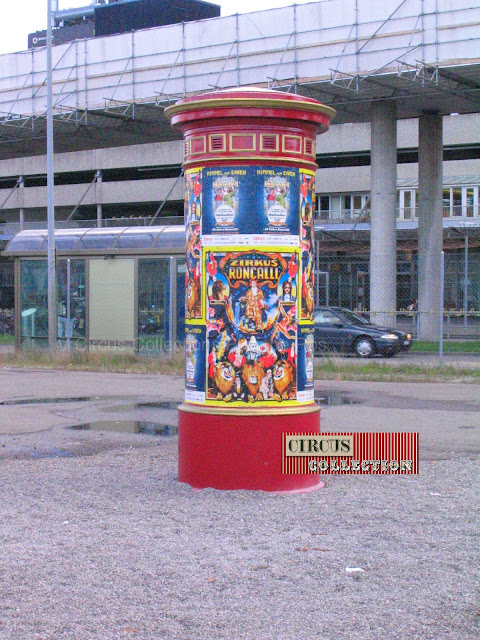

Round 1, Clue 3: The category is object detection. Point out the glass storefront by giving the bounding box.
[20,258,87,347]
[20,259,48,345]
[56,259,86,341]
[176,258,186,344]
[137,257,171,354]
[18,256,187,352]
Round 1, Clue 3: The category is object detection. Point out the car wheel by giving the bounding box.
[354,336,375,358]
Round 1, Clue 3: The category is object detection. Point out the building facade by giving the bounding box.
[0,0,479,340]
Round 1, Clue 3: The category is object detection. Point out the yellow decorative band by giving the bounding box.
[178,403,320,417]
[165,98,336,120]
[183,155,318,169]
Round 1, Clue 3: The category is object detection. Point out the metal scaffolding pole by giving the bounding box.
[47,0,57,348]
[464,235,469,328]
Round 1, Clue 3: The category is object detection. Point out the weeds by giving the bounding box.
[411,341,480,353]
[315,357,480,383]
[0,348,479,383]
[0,349,185,376]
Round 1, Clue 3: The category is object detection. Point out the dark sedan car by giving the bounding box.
[314,307,412,358]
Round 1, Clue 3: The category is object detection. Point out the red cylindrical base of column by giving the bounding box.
[178,404,321,492]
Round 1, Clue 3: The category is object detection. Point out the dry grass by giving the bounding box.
[1,349,479,383]
[315,355,480,383]
[0,348,185,376]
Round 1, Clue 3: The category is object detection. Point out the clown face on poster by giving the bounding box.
[204,247,301,406]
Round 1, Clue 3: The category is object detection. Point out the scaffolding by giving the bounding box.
[0,0,479,156]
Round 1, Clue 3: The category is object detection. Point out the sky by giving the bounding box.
[0,0,316,56]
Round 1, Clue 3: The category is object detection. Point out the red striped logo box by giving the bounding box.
[283,433,419,474]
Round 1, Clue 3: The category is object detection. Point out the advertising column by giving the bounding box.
[166,89,334,491]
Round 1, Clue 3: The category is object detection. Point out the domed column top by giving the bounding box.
[165,87,335,170]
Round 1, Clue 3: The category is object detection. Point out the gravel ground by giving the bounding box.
[0,442,478,640]
[0,373,478,640]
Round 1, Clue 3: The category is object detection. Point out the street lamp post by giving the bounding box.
[47,0,56,348]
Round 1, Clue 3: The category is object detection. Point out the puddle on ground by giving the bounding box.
[314,392,361,406]
[32,448,76,458]
[136,401,180,410]
[69,420,178,436]
[0,396,121,406]
[101,400,180,413]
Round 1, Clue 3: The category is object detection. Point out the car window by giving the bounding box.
[314,310,340,324]
[338,309,369,324]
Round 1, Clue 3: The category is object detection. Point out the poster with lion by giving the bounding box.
[205,247,301,406]
[300,169,315,322]
[185,168,203,321]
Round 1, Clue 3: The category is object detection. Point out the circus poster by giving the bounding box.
[204,247,303,406]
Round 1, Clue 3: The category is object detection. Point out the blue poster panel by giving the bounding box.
[202,167,242,235]
[300,169,315,322]
[202,166,300,240]
[185,169,203,320]
[185,325,206,403]
[297,326,315,402]
[205,247,301,406]
[260,167,298,235]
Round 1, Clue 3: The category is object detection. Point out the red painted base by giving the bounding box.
[178,403,321,492]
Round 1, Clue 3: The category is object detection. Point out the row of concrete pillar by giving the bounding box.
[370,101,443,340]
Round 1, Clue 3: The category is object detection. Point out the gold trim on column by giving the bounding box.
[189,135,206,155]
[184,155,318,169]
[178,403,319,417]
[209,133,227,153]
[282,134,303,154]
[165,98,336,120]
[259,133,279,153]
[304,138,315,157]
[229,132,256,152]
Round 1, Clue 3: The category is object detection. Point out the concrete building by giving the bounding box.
[0,0,479,341]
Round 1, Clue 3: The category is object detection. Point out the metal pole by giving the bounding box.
[464,234,468,329]
[96,170,103,228]
[19,176,25,231]
[168,257,174,357]
[439,250,444,362]
[66,259,71,350]
[47,0,57,349]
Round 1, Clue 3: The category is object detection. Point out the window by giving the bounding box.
[319,195,330,219]
[443,189,451,217]
[404,191,412,220]
[20,260,48,341]
[314,309,340,324]
[352,195,362,212]
[398,190,415,220]
[465,188,474,217]
[56,259,86,340]
[342,194,368,220]
[452,188,462,216]
[137,258,171,354]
